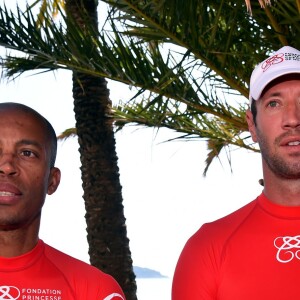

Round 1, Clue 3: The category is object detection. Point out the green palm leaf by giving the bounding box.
[0,0,299,173]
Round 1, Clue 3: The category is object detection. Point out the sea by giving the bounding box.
[136,277,172,300]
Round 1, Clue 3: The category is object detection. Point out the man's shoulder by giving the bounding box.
[40,242,125,298]
[42,242,109,279]
[189,198,258,246]
[209,198,258,229]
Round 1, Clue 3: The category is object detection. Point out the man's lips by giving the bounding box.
[279,136,300,147]
[0,183,22,205]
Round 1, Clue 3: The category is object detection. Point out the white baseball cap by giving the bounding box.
[249,46,300,103]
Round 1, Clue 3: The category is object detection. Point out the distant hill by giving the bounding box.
[134,266,167,278]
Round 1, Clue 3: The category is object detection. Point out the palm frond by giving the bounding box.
[57,127,77,140]
[0,0,299,173]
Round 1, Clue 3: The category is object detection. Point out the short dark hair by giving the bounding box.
[250,100,257,126]
[0,102,57,168]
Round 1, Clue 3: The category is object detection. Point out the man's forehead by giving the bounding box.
[0,109,49,140]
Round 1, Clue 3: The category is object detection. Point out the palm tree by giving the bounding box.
[0,1,137,298]
[64,1,137,298]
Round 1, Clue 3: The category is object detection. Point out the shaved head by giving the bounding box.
[0,102,57,167]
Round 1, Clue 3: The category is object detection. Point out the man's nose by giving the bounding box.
[0,153,18,176]
[282,102,300,129]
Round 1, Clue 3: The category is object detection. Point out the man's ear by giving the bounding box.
[47,167,61,195]
[246,109,258,143]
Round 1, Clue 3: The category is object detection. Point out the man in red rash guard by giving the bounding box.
[0,103,125,300]
[172,46,300,300]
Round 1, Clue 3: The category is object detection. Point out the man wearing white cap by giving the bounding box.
[172,46,300,300]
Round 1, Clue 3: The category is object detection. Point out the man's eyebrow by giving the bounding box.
[261,91,281,100]
[16,139,43,149]
[267,92,281,97]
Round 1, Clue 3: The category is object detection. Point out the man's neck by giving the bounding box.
[263,175,300,206]
[0,225,39,258]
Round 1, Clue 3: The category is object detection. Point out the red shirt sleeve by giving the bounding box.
[172,225,219,300]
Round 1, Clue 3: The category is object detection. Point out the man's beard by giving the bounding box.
[257,127,300,179]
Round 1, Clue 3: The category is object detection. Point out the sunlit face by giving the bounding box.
[0,109,60,230]
[247,75,300,179]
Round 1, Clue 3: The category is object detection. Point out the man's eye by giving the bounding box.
[267,100,278,108]
[21,150,35,157]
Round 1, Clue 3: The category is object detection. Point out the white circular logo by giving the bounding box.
[0,286,20,300]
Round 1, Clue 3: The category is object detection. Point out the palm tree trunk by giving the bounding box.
[73,73,137,299]
[65,1,137,299]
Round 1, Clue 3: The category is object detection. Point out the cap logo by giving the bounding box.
[261,52,284,72]
[249,46,300,102]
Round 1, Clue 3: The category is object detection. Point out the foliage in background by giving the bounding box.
[1,1,300,175]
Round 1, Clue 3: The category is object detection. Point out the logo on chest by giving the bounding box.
[274,235,300,263]
[0,286,20,300]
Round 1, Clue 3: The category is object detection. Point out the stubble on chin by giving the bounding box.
[258,130,300,179]
[0,210,42,232]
